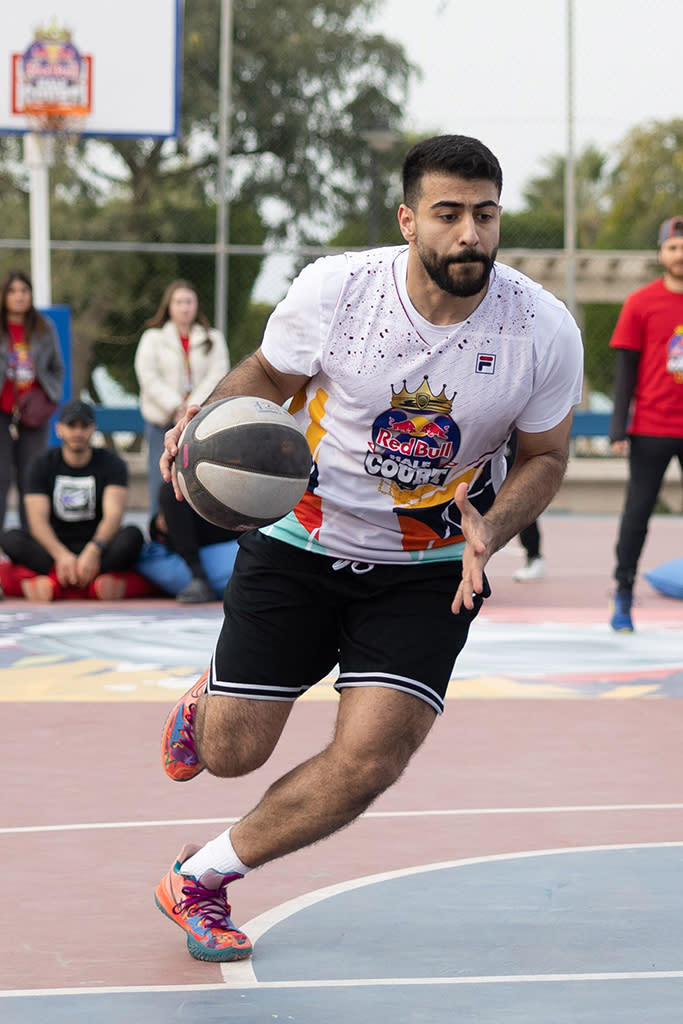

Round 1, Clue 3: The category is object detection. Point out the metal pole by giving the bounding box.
[368,150,379,247]
[215,0,232,336]
[564,0,577,316]
[360,129,399,248]
[24,132,54,305]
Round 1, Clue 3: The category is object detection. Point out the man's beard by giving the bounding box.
[417,243,497,298]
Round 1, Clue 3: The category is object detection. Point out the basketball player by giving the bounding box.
[154,134,584,962]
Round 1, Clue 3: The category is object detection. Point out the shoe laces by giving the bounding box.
[174,877,234,929]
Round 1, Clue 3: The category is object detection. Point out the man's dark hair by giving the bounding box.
[402,135,503,208]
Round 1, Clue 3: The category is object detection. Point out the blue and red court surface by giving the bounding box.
[2,515,682,1022]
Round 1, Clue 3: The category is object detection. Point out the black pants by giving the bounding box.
[0,412,50,530]
[506,429,541,559]
[157,480,239,576]
[615,434,683,592]
[0,525,144,575]
[519,519,541,559]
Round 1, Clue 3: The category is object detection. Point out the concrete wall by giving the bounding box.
[117,452,681,518]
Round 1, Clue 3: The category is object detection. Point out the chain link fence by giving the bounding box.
[0,10,659,442]
[0,225,638,418]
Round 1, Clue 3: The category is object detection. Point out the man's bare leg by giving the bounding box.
[195,686,437,869]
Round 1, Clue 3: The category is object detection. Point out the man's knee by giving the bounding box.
[195,694,291,778]
[331,689,436,802]
[330,742,413,808]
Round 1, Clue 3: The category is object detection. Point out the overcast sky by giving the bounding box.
[368,0,683,211]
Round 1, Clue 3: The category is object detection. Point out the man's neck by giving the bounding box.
[60,446,94,469]
[662,272,683,295]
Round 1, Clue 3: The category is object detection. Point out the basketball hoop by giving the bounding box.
[23,108,87,145]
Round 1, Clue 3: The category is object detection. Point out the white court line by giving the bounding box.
[3,842,682,1000]
[5,971,683,999]
[4,803,683,836]
[224,841,683,987]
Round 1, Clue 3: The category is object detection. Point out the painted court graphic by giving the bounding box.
[3,515,682,1022]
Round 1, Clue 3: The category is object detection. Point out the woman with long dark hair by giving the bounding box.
[0,270,64,529]
[134,280,230,516]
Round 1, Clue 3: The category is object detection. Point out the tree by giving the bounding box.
[78,0,414,238]
[501,146,608,250]
[596,119,683,248]
[0,0,416,396]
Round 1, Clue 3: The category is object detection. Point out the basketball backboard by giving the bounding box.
[0,0,181,138]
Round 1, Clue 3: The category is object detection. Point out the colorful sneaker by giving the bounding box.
[155,843,252,962]
[161,670,208,781]
[610,590,634,632]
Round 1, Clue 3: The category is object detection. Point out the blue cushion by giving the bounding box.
[136,540,239,597]
[644,557,683,599]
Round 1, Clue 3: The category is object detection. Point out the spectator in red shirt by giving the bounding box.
[0,270,64,530]
[608,216,683,631]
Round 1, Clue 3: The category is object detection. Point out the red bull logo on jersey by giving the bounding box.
[365,376,460,490]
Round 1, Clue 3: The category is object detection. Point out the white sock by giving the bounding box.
[181,827,252,878]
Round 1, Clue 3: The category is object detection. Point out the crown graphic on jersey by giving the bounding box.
[391,376,454,415]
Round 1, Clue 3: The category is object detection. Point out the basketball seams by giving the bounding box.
[176,396,311,530]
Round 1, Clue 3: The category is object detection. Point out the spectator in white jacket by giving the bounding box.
[134,280,230,516]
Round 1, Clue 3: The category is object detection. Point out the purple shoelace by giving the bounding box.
[174,879,233,928]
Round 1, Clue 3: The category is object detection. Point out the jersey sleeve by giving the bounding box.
[26,452,52,495]
[609,292,644,352]
[514,303,584,433]
[261,255,347,377]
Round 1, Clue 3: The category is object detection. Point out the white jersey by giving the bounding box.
[261,245,583,564]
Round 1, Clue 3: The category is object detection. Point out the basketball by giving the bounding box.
[176,396,311,531]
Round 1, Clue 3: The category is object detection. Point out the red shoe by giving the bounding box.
[155,843,252,962]
[161,670,208,781]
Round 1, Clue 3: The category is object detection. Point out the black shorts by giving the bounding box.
[209,531,490,715]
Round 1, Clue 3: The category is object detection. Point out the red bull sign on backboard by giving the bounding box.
[12,25,92,119]
[0,0,180,138]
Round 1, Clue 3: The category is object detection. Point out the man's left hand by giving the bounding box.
[451,482,493,614]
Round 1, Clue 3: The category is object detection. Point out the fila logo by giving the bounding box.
[476,353,496,374]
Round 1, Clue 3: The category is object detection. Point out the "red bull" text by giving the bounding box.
[374,427,453,461]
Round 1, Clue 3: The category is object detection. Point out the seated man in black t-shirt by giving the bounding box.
[0,400,150,601]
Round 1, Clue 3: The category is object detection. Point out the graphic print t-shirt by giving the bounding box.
[261,246,584,564]
[1,323,35,414]
[27,447,128,552]
[609,277,683,436]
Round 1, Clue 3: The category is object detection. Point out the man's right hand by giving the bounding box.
[54,549,79,587]
[160,404,201,499]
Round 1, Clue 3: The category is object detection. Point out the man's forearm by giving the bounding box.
[28,522,71,560]
[609,349,639,443]
[483,449,568,554]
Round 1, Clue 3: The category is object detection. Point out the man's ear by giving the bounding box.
[397,203,416,243]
